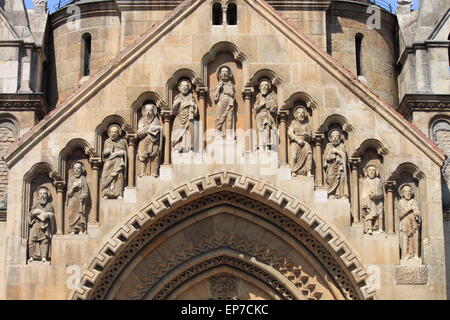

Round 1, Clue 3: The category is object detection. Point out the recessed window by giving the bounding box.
[82,33,92,77]
[355,33,364,77]
[212,2,222,25]
[227,3,237,25]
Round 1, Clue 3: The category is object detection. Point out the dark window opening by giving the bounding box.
[82,33,92,77]
[355,33,364,77]
[227,3,237,25]
[212,3,222,25]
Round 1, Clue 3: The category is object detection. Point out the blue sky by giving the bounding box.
[25,0,420,14]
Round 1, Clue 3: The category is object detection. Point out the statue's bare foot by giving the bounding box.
[28,257,34,263]
[42,258,47,262]
[117,196,123,200]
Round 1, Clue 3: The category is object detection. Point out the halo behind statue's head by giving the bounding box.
[216,65,233,81]
[36,186,52,202]
[258,77,272,90]
[328,128,343,142]
[71,161,86,174]
[107,123,123,136]
[364,164,379,177]
[398,183,415,198]
[142,103,157,117]
[293,105,308,119]
[177,78,192,91]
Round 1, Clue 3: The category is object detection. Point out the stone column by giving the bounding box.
[55,181,66,235]
[162,111,173,165]
[242,87,254,152]
[222,6,227,26]
[313,134,324,187]
[350,158,361,225]
[127,134,137,187]
[89,158,102,224]
[278,110,289,165]
[196,87,208,152]
[385,181,396,234]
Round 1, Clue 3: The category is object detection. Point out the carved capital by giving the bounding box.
[313,134,325,146]
[89,158,103,171]
[384,181,396,192]
[54,181,66,193]
[161,110,173,122]
[196,87,208,98]
[277,109,289,122]
[126,133,138,146]
[349,158,361,170]
[242,87,254,100]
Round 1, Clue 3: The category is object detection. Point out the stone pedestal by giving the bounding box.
[160,165,173,181]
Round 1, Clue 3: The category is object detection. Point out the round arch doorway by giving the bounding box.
[72,172,375,300]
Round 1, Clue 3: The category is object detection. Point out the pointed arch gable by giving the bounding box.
[71,172,376,300]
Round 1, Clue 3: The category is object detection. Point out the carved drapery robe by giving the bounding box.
[255,92,277,148]
[214,81,235,136]
[28,202,55,260]
[101,138,127,198]
[324,142,349,198]
[172,92,198,152]
[137,113,161,176]
[361,177,384,231]
[67,175,89,233]
[288,120,313,176]
[398,198,421,259]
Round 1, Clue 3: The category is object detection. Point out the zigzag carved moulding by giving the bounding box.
[71,172,376,300]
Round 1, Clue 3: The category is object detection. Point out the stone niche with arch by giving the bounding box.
[0,114,19,211]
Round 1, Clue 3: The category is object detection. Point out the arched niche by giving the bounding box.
[166,69,204,109]
[246,69,284,108]
[130,92,166,131]
[0,113,19,210]
[95,115,131,157]
[58,139,94,234]
[429,117,450,211]
[21,162,58,240]
[353,139,389,181]
[283,92,319,131]
[0,113,20,137]
[202,42,248,135]
[388,162,427,245]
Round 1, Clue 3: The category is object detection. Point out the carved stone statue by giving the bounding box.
[254,78,278,150]
[67,162,89,235]
[398,184,421,261]
[323,129,349,199]
[100,124,127,199]
[214,65,236,139]
[361,165,384,235]
[137,104,162,177]
[28,187,56,262]
[288,106,313,176]
[172,79,198,153]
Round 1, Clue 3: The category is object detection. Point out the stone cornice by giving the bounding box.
[0,93,48,120]
[4,0,445,168]
[267,0,331,10]
[398,94,450,119]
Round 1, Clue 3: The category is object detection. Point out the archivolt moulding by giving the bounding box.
[71,172,376,300]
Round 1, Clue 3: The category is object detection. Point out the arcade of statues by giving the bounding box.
[0,0,448,300]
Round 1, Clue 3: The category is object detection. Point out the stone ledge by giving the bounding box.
[395,264,428,285]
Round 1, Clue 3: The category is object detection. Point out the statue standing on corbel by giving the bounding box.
[288,106,313,176]
[137,103,162,177]
[254,78,278,150]
[67,162,89,235]
[398,184,422,261]
[361,165,384,235]
[28,187,56,262]
[214,65,236,139]
[324,129,349,199]
[172,79,198,153]
[100,124,127,199]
